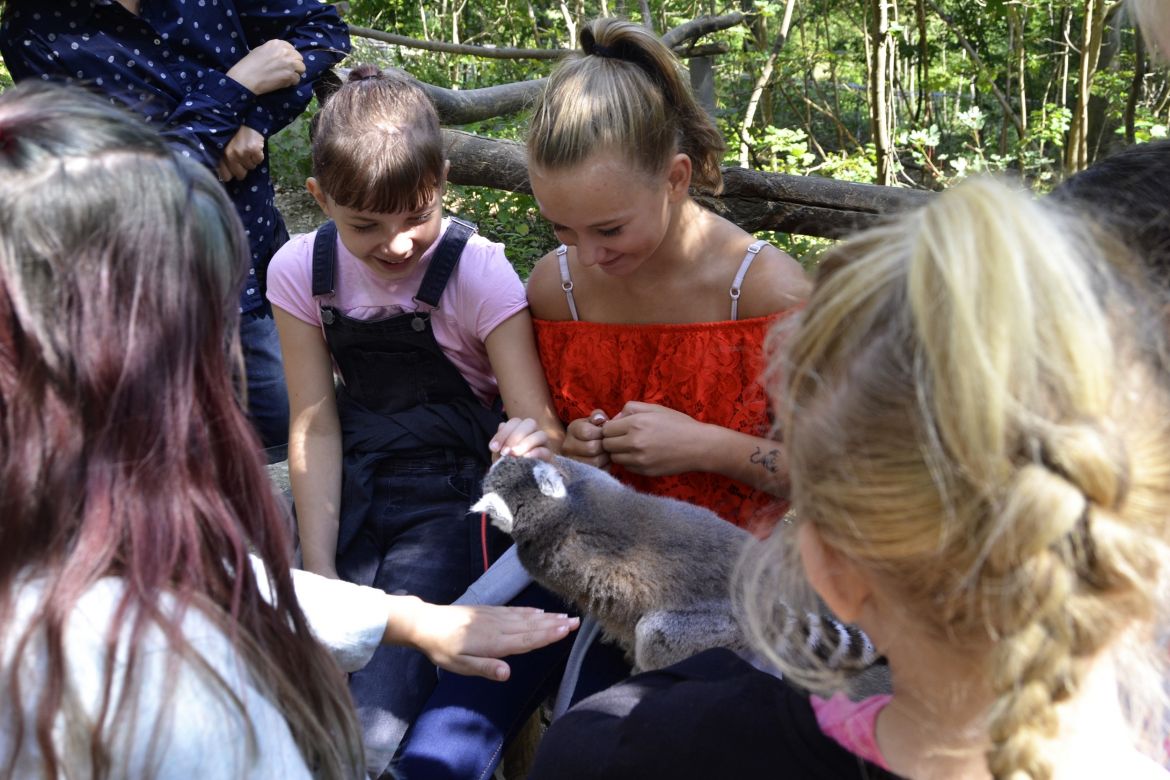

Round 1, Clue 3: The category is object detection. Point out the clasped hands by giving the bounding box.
[562,402,703,476]
[217,40,306,182]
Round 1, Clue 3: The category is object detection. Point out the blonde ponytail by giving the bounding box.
[528,17,725,193]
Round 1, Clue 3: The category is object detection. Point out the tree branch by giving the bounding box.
[348,25,568,59]
[336,14,743,125]
[410,71,548,125]
[661,12,746,48]
[349,18,736,62]
[739,0,797,167]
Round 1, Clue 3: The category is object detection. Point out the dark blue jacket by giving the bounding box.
[0,0,350,311]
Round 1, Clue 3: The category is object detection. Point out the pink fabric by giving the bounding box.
[810,692,893,770]
[267,219,528,404]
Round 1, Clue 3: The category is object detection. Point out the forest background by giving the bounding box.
[2,0,1162,268]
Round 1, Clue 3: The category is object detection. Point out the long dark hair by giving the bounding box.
[0,82,362,777]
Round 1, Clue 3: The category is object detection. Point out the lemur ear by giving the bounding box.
[798,522,871,624]
[533,461,567,499]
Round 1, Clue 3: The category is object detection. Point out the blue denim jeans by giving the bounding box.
[239,303,290,462]
[336,451,488,779]
[391,584,631,780]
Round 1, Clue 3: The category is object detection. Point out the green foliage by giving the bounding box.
[256,0,1170,267]
[268,99,316,192]
[445,185,557,280]
[1122,118,1169,144]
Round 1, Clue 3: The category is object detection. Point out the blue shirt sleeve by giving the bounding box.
[0,29,256,172]
[236,1,351,138]
[162,73,259,169]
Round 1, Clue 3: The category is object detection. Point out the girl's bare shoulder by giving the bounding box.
[526,247,575,321]
[736,241,811,319]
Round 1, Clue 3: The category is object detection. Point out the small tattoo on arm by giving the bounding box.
[749,447,781,474]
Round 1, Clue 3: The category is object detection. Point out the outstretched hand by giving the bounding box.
[390,599,579,681]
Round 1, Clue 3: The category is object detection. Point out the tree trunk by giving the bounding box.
[739,0,798,168]
[1058,6,1072,109]
[1126,29,1146,144]
[868,0,897,185]
[560,2,578,46]
[914,0,931,124]
[690,56,716,116]
[419,0,430,40]
[1065,0,1108,173]
[347,25,568,59]
[1009,5,1027,134]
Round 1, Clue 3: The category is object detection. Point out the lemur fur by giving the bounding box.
[472,456,876,673]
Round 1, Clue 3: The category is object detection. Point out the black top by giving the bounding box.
[529,648,904,780]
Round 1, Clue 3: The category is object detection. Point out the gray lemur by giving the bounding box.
[472,455,877,675]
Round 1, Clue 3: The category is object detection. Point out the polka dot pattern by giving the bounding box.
[0,0,351,312]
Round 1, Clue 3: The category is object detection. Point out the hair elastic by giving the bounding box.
[0,126,12,153]
[589,42,619,59]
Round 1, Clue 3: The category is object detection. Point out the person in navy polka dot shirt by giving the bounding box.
[0,0,351,457]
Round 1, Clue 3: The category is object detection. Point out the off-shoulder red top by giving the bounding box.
[534,313,792,533]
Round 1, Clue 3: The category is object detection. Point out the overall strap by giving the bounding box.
[556,245,579,321]
[311,220,339,297]
[730,240,767,321]
[414,217,477,309]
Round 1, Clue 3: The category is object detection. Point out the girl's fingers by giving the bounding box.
[490,418,529,452]
[448,656,511,681]
[501,433,550,459]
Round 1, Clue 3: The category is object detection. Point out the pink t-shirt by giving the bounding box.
[810,692,893,770]
[266,219,527,405]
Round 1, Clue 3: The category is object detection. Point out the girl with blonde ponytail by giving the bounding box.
[526,17,810,531]
[741,176,1170,779]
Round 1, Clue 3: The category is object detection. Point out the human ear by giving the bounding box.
[797,522,872,624]
[305,177,331,214]
[665,153,692,202]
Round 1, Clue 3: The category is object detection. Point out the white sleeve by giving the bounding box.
[249,556,392,673]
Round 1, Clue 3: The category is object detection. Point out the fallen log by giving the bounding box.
[442,129,930,239]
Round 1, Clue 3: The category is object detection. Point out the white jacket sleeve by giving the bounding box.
[249,556,391,672]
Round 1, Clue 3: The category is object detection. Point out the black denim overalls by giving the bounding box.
[311,218,506,770]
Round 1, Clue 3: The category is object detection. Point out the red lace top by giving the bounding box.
[534,313,792,532]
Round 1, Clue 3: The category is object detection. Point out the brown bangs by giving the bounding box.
[315,126,444,214]
[310,67,446,214]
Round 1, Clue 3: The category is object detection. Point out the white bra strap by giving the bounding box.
[730,240,767,321]
[557,245,579,321]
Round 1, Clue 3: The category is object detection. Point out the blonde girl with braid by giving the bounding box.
[739,176,1170,779]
